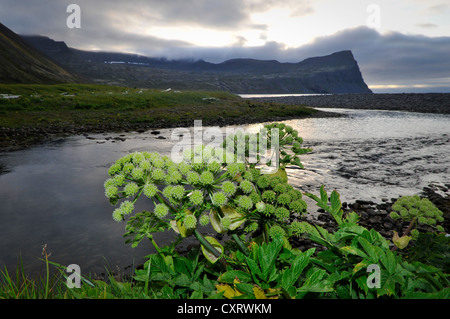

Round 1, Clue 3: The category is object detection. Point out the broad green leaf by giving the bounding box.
[235,282,255,296]
[380,249,397,274]
[281,252,312,291]
[297,269,333,293]
[173,273,191,287]
[320,185,328,203]
[316,225,333,242]
[219,270,253,284]
[164,255,175,273]
[258,236,283,281]
[340,246,368,259]
[357,237,378,262]
[330,190,341,213]
[303,269,326,287]
[246,257,262,284]
[344,211,360,225]
[353,261,368,274]
[378,269,404,297]
[355,275,369,295]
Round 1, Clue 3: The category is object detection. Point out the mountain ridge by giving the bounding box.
[18,33,372,93]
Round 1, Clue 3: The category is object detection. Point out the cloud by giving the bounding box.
[290,27,450,91]
[1,0,448,92]
[153,26,450,92]
[416,23,438,28]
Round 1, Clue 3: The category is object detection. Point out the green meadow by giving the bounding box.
[0,84,317,130]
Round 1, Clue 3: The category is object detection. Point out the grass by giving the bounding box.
[0,258,137,299]
[0,83,317,130]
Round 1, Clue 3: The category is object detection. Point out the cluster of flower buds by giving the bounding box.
[390,195,445,235]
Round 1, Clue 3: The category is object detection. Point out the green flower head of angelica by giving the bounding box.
[154,203,169,219]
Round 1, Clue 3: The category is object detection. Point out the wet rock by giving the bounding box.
[291,183,449,252]
[366,208,377,216]
[383,222,394,230]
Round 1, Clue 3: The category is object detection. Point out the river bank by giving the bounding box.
[0,84,341,152]
[0,109,341,153]
[247,93,450,114]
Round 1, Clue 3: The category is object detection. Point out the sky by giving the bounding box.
[1,0,450,93]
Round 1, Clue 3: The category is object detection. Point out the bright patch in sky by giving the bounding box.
[148,26,236,47]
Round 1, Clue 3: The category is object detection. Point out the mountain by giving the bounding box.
[21,34,372,94]
[0,23,80,84]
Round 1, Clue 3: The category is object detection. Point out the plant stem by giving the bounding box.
[193,229,222,258]
[148,235,163,256]
[263,222,270,244]
[42,245,49,299]
[232,233,249,256]
[402,217,417,237]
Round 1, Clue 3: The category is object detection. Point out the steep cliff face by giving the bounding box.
[21,34,372,94]
[0,24,80,84]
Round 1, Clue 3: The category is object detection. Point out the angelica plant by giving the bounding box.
[263,123,312,169]
[230,168,308,245]
[389,195,444,249]
[104,147,255,261]
[222,123,311,174]
[104,122,311,262]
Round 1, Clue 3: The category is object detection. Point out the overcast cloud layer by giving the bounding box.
[1,0,449,92]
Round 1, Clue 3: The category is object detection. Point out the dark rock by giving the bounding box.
[356,199,375,206]
[358,211,369,219]
[383,222,394,230]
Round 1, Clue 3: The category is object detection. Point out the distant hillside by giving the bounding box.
[0,23,80,84]
[22,34,372,94]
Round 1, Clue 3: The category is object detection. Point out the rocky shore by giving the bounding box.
[292,182,450,253]
[0,108,341,153]
[249,93,450,114]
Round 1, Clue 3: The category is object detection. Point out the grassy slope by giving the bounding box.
[0,24,80,84]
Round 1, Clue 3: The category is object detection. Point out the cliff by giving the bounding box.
[21,35,372,94]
